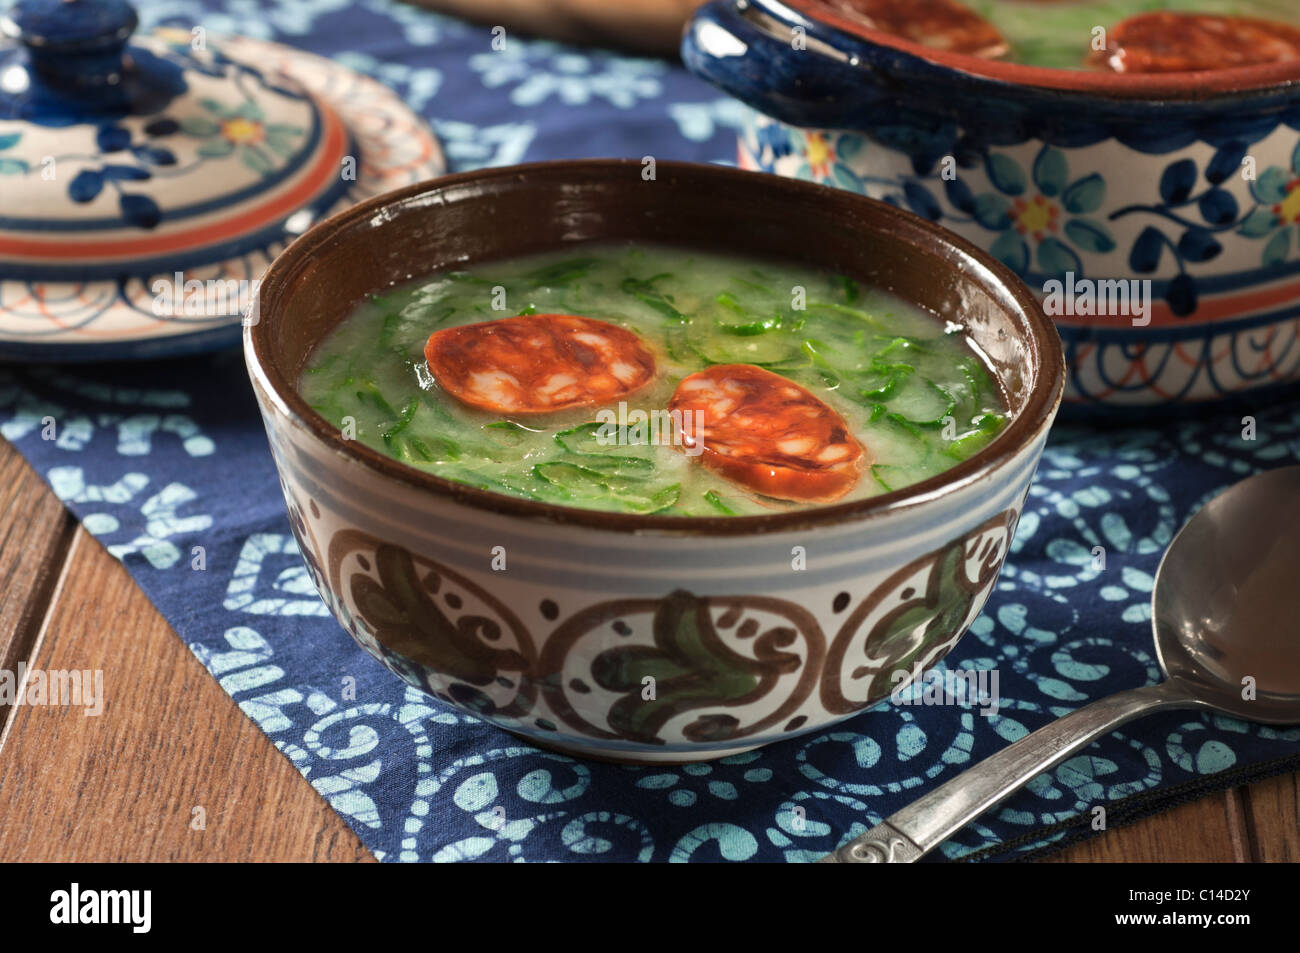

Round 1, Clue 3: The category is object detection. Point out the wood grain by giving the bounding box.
[1042,790,1251,863]
[1242,772,1300,862]
[0,439,75,717]
[0,524,371,863]
[409,0,705,54]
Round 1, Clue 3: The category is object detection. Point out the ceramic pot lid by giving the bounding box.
[0,0,445,360]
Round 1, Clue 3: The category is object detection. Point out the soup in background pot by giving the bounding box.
[815,0,1300,72]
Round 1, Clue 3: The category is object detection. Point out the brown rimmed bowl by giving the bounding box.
[244,159,1064,762]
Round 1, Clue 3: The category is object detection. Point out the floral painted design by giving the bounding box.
[968,146,1115,280]
[1108,141,1291,316]
[311,513,1013,757]
[0,131,24,175]
[0,31,443,358]
[791,130,872,193]
[752,119,794,165]
[60,120,181,228]
[1237,140,1300,268]
[800,132,835,179]
[327,530,537,720]
[821,509,1013,715]
[740,111,1298,403]
[743,118,1119,284]
[176,97,305,175]
[538,590,826,749]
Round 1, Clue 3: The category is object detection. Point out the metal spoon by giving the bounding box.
[821,465,1300,863]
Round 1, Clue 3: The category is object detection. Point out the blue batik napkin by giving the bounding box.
[2,0,1298,861]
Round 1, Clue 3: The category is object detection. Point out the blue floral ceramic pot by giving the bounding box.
[683,0,1300,410]
[0,0,443,360]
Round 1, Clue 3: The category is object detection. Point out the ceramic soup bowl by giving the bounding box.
[683,0,1300,410]
[244,159,1064,763]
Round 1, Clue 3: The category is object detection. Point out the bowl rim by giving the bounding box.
[245,159,1064,537]
[777,0,1300,100]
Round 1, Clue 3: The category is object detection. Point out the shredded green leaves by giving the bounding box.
[301,246,1008,516]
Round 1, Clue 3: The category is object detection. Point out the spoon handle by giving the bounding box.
[821,680,1197,863]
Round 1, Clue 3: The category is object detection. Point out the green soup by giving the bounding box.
[299,244,1007,517]
[966,1,1299,70]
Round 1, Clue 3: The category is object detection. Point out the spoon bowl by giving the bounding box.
[1153,465,1300,720]
[824,465,1300,863]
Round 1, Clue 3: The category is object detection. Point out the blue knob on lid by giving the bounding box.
[2,0,139,88]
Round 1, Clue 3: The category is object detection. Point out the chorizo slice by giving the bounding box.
[668,364,867,503]
[425,314,656,415]
[1093,12,1300,73]
[821,0,1009,59]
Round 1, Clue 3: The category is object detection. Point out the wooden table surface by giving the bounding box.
[0,436,1294,862]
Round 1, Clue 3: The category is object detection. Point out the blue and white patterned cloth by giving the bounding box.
[3,0,1299,862]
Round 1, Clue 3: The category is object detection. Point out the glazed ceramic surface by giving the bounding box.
[683,0,1300,409]
[245,160,1064,763]
[0,1,443,360]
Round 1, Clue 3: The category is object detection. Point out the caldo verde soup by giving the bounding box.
[300,244,1007,518]
[815,1,1300,72]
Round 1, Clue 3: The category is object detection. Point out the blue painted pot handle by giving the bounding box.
[680,0,880,128]
[686,0,1071,131]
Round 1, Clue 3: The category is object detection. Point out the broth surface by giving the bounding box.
[300,244,1007,517]
[823,1,1300,71]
